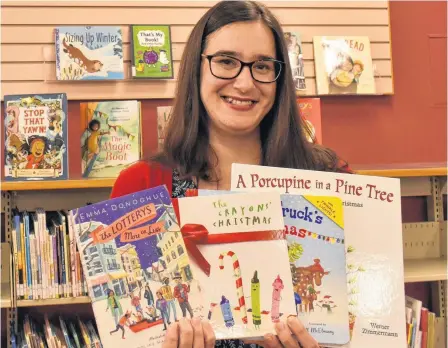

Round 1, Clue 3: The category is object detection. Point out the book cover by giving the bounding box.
[4,93,68,181]
[80,100,141,178]
[177,192,296,340]
[284,32,306,92]
[55,26,124,80]
[69,185,202,348]
[297,98,322,144]
[313,36,376,95]
[156,106,172,151]
[130,25,174,79]
[231,163,406,348]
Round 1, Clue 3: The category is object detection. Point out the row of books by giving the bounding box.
[405,295,438,348]
[33,163,405,348]
[11,209,88,300]
[3,95,321,182]
[11,314,101,348]
[53,26,377,95]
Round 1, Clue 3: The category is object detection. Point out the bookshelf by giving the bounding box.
[1,164,447,348]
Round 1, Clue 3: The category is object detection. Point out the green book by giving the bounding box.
[130,25,174,79]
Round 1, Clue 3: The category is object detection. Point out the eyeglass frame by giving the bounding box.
[201,53,285,83]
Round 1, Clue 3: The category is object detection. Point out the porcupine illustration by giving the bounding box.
[62,38,103,73]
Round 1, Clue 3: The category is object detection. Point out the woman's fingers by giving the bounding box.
[191,318,204,348]
[178,318,194,348]
[162,322,179,348]
[201,321,216,348]
[274,322,300,348]
[287,316,320,348]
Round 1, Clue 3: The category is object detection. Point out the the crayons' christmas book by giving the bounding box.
[55,26,124,80]
[80,100,142,178]
[69,185,202,348]
[3,93,68,181]
[282,195,350,345]
[130,25,174,79]
[177,192,296,340]
[231,164,406,348]
[313,36,375,95]
[297,98,322,144]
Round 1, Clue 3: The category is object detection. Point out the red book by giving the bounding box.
[297,98,322,144]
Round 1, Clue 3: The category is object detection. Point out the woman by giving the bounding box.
[111,1,351,347]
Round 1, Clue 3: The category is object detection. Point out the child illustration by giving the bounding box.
[159,277,177,323]
[328,54,364,94]
[110,310,131,339]
[129,287,144,319]
[173,273,193,318]
[23,136,48,169]
[81,118,110,177]
[155,291,169,330]
[105,289,123,326]
[144,284,154,306]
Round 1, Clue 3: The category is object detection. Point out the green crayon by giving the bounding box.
[251,270,261,327]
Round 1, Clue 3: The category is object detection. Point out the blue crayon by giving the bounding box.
[220,296,235,328]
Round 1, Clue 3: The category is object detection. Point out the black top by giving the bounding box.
[171,169,259,348]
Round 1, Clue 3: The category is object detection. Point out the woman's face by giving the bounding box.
[200,20,277,137]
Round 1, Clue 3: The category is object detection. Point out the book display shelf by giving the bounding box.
[1,164,447,347]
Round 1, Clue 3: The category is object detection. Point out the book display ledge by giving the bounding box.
[1,164,447,348]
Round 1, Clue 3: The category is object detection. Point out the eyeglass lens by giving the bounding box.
[209,55,280,82]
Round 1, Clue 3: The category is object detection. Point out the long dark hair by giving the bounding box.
[153,0,346,179]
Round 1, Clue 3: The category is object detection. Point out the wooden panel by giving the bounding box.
[1,77,394,100]
[1,25,391,44]
[1,1,389,9]
[1,42,393,62]
[0,60,393,81]
[2,7,389,25]
[403,222,441,259]
[0,1,393,99]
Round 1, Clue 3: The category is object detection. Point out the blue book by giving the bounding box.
[55,26,124,80]
[3,93,68,181]
[69,185,201,347]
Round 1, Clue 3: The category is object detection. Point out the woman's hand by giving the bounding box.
[244,316,320,348]
[162,318,216,348]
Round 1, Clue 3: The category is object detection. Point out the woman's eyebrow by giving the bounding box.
[209,50,276,61]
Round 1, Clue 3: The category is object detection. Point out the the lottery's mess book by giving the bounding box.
[177,192,296,340]
[230,164,406,348]
[198,190,350,345]
[69,185,202,348]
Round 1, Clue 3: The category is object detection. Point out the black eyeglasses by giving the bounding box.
[201,53,284,83]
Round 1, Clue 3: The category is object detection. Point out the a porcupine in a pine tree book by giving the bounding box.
[313,36,375,95]
[55,26,124,80]
[80,100,141,178]
[69,185,203,348]
[177,192,296,340]
[282,194,350,345]
[4,93,68,181]
[130,25,174,79]
[231,163,407,348]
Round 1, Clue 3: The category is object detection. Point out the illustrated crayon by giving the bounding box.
[220,296,235,328]
[271,275,284,323]
[251,271,262,328]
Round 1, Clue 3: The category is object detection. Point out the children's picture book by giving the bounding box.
[231,163,407,348]
[297,98,322,144]
[70,185,203,348]
[3,93,68,181]
[55,26,124,80]
[156,106,172,151]
[282,194,350,345]
[130,25,174,79]
[80,100,142,178]
[284,32,306,92]
[313,36,376,95]
[177,192,296,340]
[197,190,350,345]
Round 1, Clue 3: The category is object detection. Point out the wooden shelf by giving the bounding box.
[17,296,91,307]
[1,179,116,191]
[354,162,447,177]
[0,298,11,309]
[404,258,448,283]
